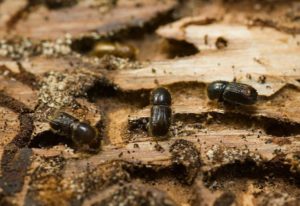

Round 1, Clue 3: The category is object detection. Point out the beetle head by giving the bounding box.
[207,81,228,101]
[151,87,172,106]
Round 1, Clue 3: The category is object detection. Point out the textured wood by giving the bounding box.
[0,107,20,158]
[0,76,37,110]
[0,0,27,36]
[12,0,177,40]
[111,21,300,96]
[33,131,300,173]
[0,1,300,206]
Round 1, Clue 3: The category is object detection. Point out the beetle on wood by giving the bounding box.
[48,112,100,152]
[207,81,258,105]
[149,87,172,137]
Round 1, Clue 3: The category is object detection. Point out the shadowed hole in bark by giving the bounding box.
[129,111,300,137]
[172,164,189,182]
[164,39,199,58]
[86,80,150,108]
[174,112,300,137]
[124,164,192,185]
[215,37,228,49]
[263,119,300,137]
[29,131,73,148]
[125,165,173,180]
[71,37,97,54]
[71,7,176,55]
[43,0,78,9]
[128,117,148,131]
[204,160,300,189]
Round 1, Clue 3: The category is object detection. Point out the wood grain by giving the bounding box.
[12,0,177,40]
[110,21,300,96]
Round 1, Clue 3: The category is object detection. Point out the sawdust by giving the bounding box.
[38,69,100,109]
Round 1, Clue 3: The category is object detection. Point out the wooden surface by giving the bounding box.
[0,1,300,206]
[111,22,300,96]
[10,0,177,40]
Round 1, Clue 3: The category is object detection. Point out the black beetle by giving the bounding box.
[149,87,172,137]
[207,81,258,105]
[48,112,100,152]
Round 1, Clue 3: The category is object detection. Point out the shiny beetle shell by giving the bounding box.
[90,41,137,59]
[223,83,258,105]
[149,87,172,137]
[207,81,258,105]
[149,106,172,136]
[207,81,228,101]
[49,112,100,151]
[151,87,172,106]
[71,122,98,145]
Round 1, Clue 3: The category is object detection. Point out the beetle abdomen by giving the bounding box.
[149,106,172,137]
[223,83,258,105]
[71,122,98,145]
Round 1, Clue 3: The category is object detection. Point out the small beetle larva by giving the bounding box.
[89,41,137,59]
